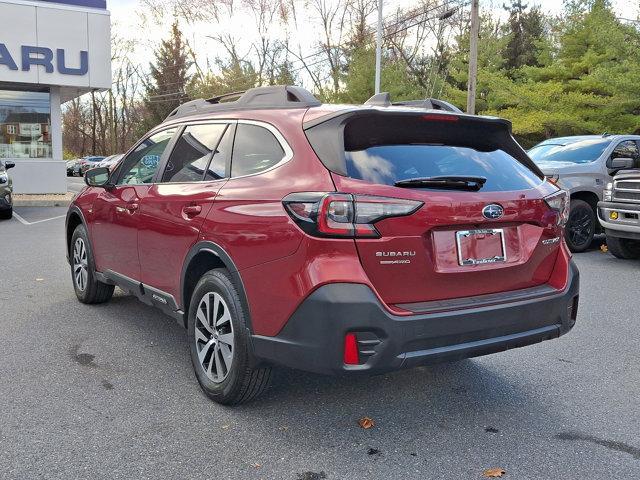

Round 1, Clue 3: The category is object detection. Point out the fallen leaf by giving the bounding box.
[600,244,608,253]
[252,463,261,469]
[483,467,506,478]
[358,417,375,429]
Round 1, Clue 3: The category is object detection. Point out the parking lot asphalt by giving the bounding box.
[1,208,639,479]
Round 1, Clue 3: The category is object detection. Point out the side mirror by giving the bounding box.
[608,157,635,172]
[85,167,112,187]
[4,161,15,169]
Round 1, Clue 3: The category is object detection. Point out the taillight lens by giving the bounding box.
[283,192,423,238]
[545,190,570,226]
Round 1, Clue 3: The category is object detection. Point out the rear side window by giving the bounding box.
[310,114,542,192]
[162,124,227,183]
[231,124,285,177]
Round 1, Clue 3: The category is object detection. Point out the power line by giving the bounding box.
[290,2,457,75]
[289,0,452,70]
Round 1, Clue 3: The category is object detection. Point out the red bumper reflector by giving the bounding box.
[343,333,360,365]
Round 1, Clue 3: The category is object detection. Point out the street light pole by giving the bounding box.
[375,0,383,94]
[466,0,479,114]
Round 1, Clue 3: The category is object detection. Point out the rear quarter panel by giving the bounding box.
[200,111,336,271]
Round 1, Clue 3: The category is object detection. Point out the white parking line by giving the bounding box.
[13,211,66,225]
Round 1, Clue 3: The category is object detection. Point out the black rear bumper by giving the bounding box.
[252,260,580,375]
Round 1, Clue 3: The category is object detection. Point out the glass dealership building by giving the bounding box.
[0,0,111,193]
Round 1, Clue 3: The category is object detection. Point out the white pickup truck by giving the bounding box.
[598,170,640,258]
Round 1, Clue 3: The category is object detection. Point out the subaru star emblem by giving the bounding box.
[482,204,504,219]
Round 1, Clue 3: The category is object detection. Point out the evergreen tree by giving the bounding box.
[502,1,546,71]
[143,21,191,129]
[187,58,257,99]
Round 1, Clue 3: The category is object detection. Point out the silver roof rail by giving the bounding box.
[165,85,322,121]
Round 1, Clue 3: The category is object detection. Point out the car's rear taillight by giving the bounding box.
[283,192,423,238]
[545,190,570,226]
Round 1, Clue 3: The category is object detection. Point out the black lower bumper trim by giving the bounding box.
[252,260,580,376]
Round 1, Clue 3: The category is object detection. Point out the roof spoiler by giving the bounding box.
[165,85,322,121]
[364,92,462,113]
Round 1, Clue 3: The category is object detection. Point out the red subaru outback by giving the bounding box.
[66,86,579,405]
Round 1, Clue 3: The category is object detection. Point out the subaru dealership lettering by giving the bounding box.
[0,43,88,75]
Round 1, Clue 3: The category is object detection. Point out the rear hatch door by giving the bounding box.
[305,109,564,307]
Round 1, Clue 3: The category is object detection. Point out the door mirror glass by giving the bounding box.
[85,167,111,187]
[4,161,15,169]
[609,157,635,172]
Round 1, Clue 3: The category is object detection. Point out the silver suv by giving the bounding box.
[529,135,640,252]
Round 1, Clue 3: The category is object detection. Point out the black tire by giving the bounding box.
[606,235,640,259]
[70,224,114,304]
[565,199,596,253]
[188,269,271,405]
[0,207,12,220]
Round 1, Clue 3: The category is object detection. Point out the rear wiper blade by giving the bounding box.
[394,175,487,191]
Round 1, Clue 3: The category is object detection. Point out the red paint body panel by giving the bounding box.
[90,185,150,279]
[199,113,335,272]
[239,236,368,336]
[137,180,226,299]
[332,174,563,304]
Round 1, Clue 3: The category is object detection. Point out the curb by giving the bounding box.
[14,199,72,207]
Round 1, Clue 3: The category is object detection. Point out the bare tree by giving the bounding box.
[62,32,145,157]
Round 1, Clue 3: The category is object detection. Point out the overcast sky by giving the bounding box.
[105,0,639,85]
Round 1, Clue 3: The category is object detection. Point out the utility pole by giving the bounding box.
[466,0,479,114]
[374,0,383,94]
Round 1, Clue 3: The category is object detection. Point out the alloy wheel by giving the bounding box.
[73,238,88,292]
[567,208,593,248]
[194,292,235,383]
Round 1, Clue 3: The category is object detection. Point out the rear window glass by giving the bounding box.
[341,115,541,192]
[345,146,541,192]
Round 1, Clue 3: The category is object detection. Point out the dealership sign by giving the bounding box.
[0,0,111,92]
[0,44,88,76]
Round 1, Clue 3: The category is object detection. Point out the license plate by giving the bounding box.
[456,229,506,266]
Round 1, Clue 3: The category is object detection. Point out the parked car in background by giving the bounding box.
[0,159,15,219]
[529,135,640,252]
[98,154,124,171]
[66,86,579,405]
[67,159,81,176]
[598,169,640,258]
[78,156,105,175]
